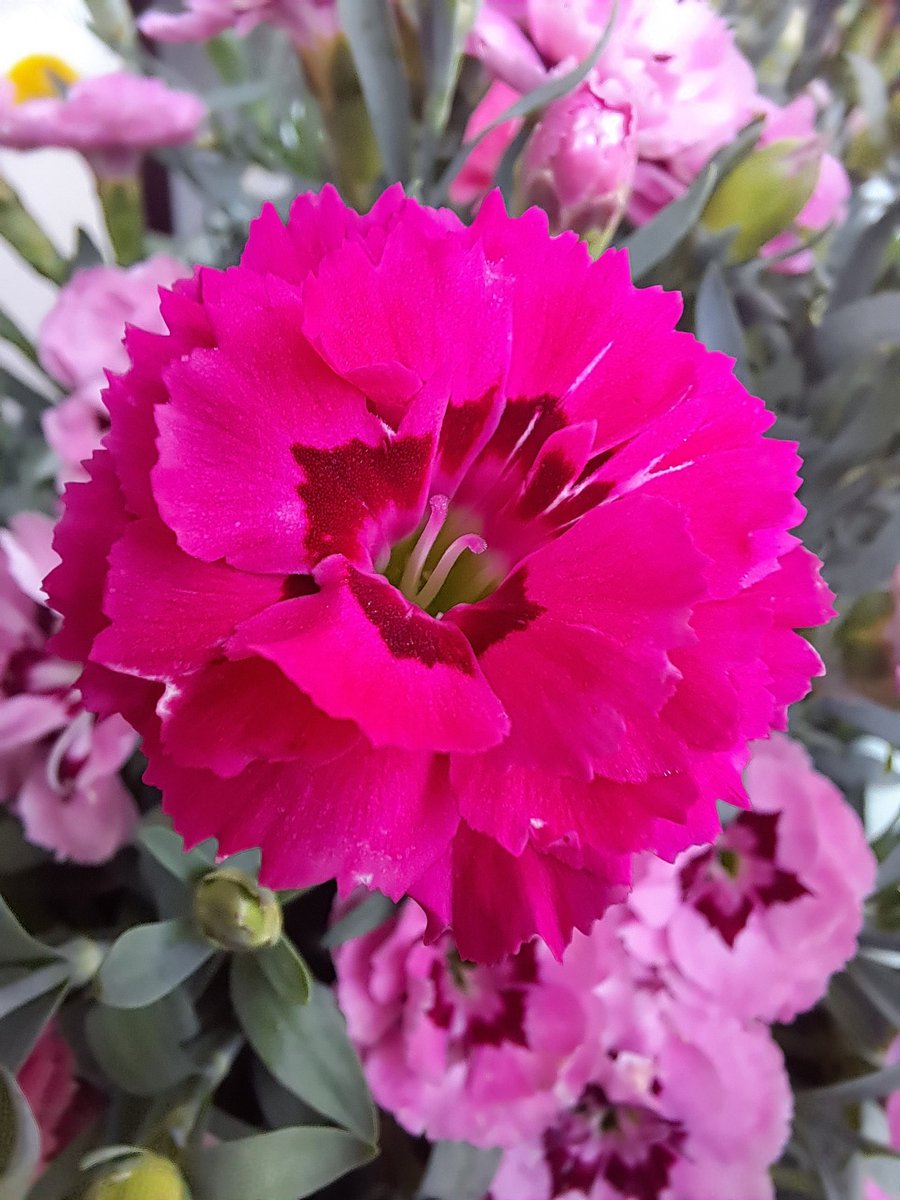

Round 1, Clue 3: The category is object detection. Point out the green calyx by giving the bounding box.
[85,1152,190,1200]
[192,867,283,953]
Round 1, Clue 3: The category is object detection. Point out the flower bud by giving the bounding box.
[85,1152,189,1200]
[701,137,821,262]
[837,589,900,708]
[192,867,282,952]
[521,81,636,238]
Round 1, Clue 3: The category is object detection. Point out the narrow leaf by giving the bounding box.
[0,897,61,968]
[322,892,396,948]
[0,984,67,1072]
[86,993,198,1096]
[138,824,215,884]
[695,261,748,380]
[0,1066,40,1200]
[417,1141,501,1200]
[799,1062,900,1104]
[338,0,412,182]
[0,962,70,1023]
[185,1127,376,1200]
[256,937,311,1006]
[623,163,719,280]
[231,959,376,1143]
[815,293,900,370]
[97,918,215,1009]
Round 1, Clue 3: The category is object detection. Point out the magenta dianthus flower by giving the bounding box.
[0,72,206,177]
[47,186,831,961]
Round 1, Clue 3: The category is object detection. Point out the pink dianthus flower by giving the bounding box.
[622,734,876,1024]
[139,0,339,47]
[16,1022,102,1173]
[0,513,137,863]
[46,186,831,962]
[466,0,758,224]
[335,898,606,1147]
[39,257,186,486]
[0,72,206,177]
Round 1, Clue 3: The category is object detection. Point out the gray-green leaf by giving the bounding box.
[97,918,215,1009]
[0,1066,40,1200]
[231,959,376,1144]
[185,1127,376,1200]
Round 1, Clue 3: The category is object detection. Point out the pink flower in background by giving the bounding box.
[0,72,206,177]
[334,899,608,1147]
[38,257,186,486]
[16,1022,101,1172]
[488,999,791,1200]
[464,0,758,223]
[47,185,831,962]
[757,96,851,273]
[140,0,339,47]
[521,80,636,235]
[450,81,524,208]
[623,735,876,1024]
[0,513,137,863]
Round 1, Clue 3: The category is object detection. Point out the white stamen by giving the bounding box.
[415,534,486,610]
[400,494,449,598]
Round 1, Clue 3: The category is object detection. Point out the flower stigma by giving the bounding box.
[389,493,491,615]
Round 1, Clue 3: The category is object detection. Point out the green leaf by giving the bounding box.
[0,1066,40,1200]
[0,896,61,968]
[97,918,215,1009]
[0,962,70,1022]
[621,117,764,280]
[0,985,66,1072]
[338,0,412,183]
[0,312,38,368]
[846,958,900,1028]
[815,293,900,371]
[138,824,215,885]
[434,2,619,201]
[799,1062,900,1105]
[321,892,396,949]
[695,261,748,382]
[66,228,104,277]
[231,960,376,1143]
[256,938,311,1006]
[623,163,719,280]
[417,1141,501,1200]
[415,0,475,184]
[186,1126,375,1200]
[86,993,198,1096]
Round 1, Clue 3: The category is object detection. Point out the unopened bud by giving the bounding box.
[701,137,821,262]
[85,1152,189,1200]
[192,867,282,952]
[521,81,637,239]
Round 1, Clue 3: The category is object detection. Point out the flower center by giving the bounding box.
[7,54,78,103]
[386,495,499,616]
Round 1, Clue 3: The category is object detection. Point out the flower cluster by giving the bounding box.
[46,187,832,962]
[0,68,205,178]
[462,0,849,268]
[39,256,186,485]
[0,513,137,863]
[335,735,875,1199]
[139,0,339,48]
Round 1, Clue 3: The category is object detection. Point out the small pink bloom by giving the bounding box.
[489,1005,791,1200]
[39,257,186,485]
[624,734,876,1024]
[522,80,636,235]
[140,0,339,47]
[47,187,831,962]
[450,81,523,208]
[0,72,206,177]
[16,1022,102,1172]
[0,513,137,863]
[334,899,606,1147]
[466,0,759,223]
[758,96,850,273]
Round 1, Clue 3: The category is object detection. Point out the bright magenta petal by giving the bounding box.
[233,556,509,753]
